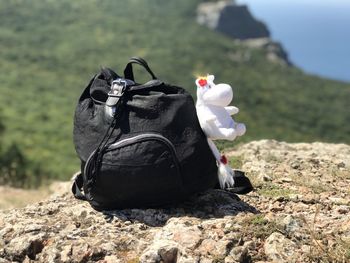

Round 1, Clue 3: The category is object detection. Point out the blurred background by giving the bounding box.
[237,0,350,82]
[0,0,349,195]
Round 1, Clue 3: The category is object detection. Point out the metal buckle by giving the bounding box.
[106,79,126,107]
[109,79,125,95]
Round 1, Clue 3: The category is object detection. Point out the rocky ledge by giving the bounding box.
[197,1,291,66]
[1,140,349,262]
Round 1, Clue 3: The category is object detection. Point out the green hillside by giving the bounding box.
[0,0,349,186]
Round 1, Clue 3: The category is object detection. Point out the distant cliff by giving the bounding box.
[197,1,269,39]
[197,0,291,65]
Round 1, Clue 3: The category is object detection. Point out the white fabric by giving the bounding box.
[195,75,246,188]
[196,75,246,140]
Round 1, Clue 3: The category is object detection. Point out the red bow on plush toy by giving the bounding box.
[198,78,208,87]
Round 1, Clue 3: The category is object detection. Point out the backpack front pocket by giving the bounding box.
[86,133,183,209]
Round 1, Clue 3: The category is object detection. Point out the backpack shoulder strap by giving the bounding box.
[72,172,87,201]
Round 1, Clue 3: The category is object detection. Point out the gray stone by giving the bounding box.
[155,218,203,250]
[264,232,297,263]
[3,234,46,262]
[140,240,179,263]
[198,239,232,257]
[282,215,301,234]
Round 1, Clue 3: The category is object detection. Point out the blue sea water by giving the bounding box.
[237,0,350,83]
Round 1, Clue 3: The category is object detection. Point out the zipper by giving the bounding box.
[107,133,181,174]
[84,133,182,184]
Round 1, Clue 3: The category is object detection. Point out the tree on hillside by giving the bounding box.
[0,109,4,153]
[0,143,27,187]
[0,110,42,188]
[0,118,4,137]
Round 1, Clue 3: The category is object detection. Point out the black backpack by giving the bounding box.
[72,57,218,210]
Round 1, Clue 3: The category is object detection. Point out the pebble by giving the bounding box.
[336,205,349,214]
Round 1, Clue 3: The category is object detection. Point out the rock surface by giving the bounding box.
[197,1,269,39]
[1,140,350,262]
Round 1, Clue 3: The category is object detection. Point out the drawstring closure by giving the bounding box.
[85,90,127,193]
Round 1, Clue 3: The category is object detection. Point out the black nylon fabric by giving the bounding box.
[73,59,218,210]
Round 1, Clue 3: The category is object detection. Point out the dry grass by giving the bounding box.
[0,185,52,210]
[227,214,285,262]
[243,214,284,239]
[297,178,330,194]
[228,155,244,170]
[302,206,350,263]
[256,184,297,198]
[126,258,140,263]
[331,168,350,180]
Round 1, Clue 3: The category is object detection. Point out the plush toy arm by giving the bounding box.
[203,113,217,123]
[196,106,217,123]
[225,106,239,116]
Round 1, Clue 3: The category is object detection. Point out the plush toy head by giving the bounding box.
[196,75,233,107]
[195,74,246,140]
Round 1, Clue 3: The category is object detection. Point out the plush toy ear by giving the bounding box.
[207,75,215,83]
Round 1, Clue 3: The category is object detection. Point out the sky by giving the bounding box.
[236,0,350,82]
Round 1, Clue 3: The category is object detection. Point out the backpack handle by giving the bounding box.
[124,57,157,82]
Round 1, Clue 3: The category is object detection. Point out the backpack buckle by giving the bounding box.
[105,78,134,117]
[106,79,125,107]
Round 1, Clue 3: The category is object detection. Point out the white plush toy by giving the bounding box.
[195,75,246,189]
